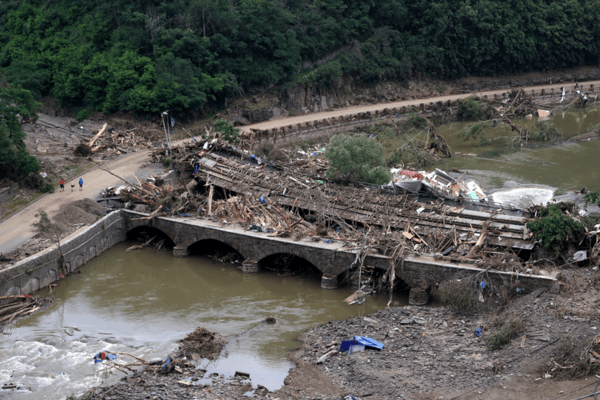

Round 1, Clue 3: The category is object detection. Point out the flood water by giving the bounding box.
[389,108,600,193]
[0,243,398,399]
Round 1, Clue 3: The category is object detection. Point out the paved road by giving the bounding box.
[1,78,598,255]
[241,80,600,132]
[0,150,149,255]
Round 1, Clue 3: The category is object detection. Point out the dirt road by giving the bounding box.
[241,80,600,132]
[1,79,598,255]
[0,150,149,255]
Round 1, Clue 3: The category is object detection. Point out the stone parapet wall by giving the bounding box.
[243,85,596,149]
[0,211,126,298]
[0,210,556,299]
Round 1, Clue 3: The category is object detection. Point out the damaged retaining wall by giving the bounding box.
[0,211,126,297]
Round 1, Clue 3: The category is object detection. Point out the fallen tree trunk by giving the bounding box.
[88,123,108,147]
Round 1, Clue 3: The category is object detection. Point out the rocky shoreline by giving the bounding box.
[77,263,600,400]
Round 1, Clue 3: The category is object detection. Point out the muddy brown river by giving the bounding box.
[3,108,600,399]
[0,243,399,399]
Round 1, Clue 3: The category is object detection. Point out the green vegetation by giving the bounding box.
[486,319,524,351]
[32,210,52,232]
[213,119,239,142]
[325,133,391,185]
[528,121,563,141]
[162,157,173,169]
[584,189,600,210]
[527,204,586,256]
[2,0,600,117]
[0,82,41,181]
[457,96,490,121]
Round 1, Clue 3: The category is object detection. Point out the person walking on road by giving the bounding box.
[70,180,75,192]
[59,179,65,192]
[79,178,83,191]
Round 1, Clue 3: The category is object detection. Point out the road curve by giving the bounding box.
[0,150,149,255]
[1,79,598,255]
[241,80,600,132]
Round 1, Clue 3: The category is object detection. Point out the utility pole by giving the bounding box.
[161,111,172,157]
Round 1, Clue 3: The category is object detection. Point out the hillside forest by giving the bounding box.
[2,0,600,120]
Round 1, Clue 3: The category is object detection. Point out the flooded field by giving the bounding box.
[0,242,398,400]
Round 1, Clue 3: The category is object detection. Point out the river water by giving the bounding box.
[0,243,397,399]
[379,108,600,193]
[434,108,600,192]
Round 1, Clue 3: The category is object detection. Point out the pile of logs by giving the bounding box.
[0,295,51,330]
[75,123,160,157]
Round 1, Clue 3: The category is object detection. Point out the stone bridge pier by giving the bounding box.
[123,212,357,289]
[122,211,557,301]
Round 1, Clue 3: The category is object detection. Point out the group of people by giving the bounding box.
[59,178,84,192]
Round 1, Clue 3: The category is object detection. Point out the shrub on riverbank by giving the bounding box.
[527,203,585,256]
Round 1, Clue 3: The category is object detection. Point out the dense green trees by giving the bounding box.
[1,0,600,117]
[0,82,41,180]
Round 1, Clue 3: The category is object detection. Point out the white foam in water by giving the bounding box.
[491,187,555,209]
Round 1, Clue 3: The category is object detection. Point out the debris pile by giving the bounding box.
[92,136,598,277]
[74,122,163,157]
[179,327,226,361]
[0,295,52,331]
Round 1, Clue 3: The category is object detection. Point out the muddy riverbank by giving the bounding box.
[77,260,600,400]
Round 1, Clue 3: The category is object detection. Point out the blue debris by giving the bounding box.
[480,281,486,290]
[442,246,455,256]
[161,357,171,371]
[349,344,365,354]
[194,163,199,173]
[340,340,359,352]
[475,327,482,337]
[353,336,384,350]
[260,197,266,204]
[93,351,117,363]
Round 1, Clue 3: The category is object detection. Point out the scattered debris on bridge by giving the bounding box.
[93,135,600,286]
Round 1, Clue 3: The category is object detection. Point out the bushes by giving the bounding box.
[213,119,239,143]
[0,83,41,181]
[325,133,391,185]
[486,319,524,351]
[527,204,585,256]
[457,96,490,121]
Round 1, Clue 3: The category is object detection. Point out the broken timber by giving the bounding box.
[192,153,533,250]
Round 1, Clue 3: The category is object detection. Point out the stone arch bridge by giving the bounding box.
[122,211,555,297]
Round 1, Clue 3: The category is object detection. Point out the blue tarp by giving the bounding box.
[354,336,384,350]
[340,336,384,352]
[340,340,359,352]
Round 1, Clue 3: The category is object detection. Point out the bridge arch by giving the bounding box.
[187,239,245,263]
[257,253,321,276]
[126,226,175,248]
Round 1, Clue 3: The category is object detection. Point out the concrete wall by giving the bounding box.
[0,211,126,297]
